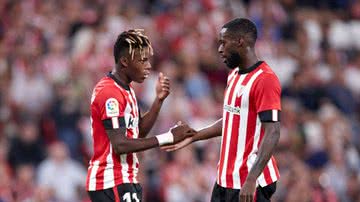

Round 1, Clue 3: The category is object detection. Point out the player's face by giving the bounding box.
[218,28,243,69]
[127,48,152,83]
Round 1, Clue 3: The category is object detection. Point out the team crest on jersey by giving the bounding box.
[105,98,119,117]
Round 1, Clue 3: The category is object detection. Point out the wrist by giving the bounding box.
[155,97,165,103]
[245,175,257,183]
[155,131,174,146]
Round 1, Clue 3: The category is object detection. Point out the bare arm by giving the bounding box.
[246,122,280,181]
[106,124,195,155]
[138,73,170,138]
[138,98,164,138]
[192,118,223,142]
[161,118,223,151]
[107,128,159,155]
[239,122,280,202]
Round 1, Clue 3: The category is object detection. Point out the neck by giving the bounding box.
[239,48,258,70]
[112,66,131,85]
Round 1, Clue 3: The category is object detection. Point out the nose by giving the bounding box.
[146,62,152,70]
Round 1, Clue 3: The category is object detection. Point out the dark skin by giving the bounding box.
[107,47,194,155]
[162,28,281,202]
[240,122,280,202]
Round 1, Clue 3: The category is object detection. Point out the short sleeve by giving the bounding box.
[253,73,281,113]
[94,87,128,129]
[95,87,126,121]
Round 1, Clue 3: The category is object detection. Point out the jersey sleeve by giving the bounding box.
[253,73,281,122]
[96,87,127,129]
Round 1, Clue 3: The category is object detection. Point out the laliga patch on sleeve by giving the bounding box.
[105,98,119,117]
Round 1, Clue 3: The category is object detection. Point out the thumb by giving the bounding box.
[158,72,164,80]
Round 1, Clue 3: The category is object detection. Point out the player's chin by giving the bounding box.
[135,77,146,83]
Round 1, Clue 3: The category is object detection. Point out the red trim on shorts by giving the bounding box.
[113,186,120,202]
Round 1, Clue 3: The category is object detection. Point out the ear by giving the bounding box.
[120,56,128,68]
[238,37,245,47]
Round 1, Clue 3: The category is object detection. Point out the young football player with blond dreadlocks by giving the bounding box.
[86,29,195,202]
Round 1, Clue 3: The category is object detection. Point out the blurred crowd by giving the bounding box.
[0,0,360,201]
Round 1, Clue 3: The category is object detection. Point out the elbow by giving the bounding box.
[138,131,146,138]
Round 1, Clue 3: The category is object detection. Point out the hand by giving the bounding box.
[239,178,256,202]
[161,136,193,152]
[170,124,196,144]
[156,72,170,101]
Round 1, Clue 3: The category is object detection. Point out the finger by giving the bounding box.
[164,144,181,152]
[161,82,170,87]
[249,195,254,202]
[246,194,253,202]
[159,72,164,80]
[160,145,175,150]
[161,84,170,89]
[161,77,170,82]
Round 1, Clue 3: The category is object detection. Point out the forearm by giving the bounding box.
[138,98,163,137]
[193,119,223,142]
[114,136,159,154]
[246,122,280,181]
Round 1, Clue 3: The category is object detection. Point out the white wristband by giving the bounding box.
[155,131,174,146]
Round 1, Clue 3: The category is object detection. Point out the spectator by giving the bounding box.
[37,141,86,202]
[8,119,45,168]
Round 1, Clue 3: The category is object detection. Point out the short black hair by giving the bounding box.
[222,18,258,46]
[113,29,153,64]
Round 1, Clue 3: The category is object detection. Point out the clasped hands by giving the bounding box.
[161,122,196,151]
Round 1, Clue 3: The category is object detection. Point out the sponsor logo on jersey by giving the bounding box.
[126,115,139,128]
[224,104,241,115]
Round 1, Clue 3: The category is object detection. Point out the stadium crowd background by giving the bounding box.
[0,0,360,201]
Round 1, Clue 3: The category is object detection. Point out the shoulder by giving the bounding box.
[92,77,126,104]
[255,63,280,87]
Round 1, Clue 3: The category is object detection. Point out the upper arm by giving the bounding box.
[95,88,128,144]
[262,122,280,135]
[106,128,127,147]
[253,73,282,123]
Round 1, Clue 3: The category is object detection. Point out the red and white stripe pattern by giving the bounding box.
[217,63,280,189]
[86,77,140,191]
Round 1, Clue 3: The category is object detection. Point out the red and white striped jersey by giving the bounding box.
[217,61,281,189]
[86,73,140,191]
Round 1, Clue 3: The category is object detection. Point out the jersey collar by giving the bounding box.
[107,72,130,91]
[237,61,263,74]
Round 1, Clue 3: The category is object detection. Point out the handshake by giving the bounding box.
[155,122,196,151]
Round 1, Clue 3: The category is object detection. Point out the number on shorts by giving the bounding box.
[122,192,140,202]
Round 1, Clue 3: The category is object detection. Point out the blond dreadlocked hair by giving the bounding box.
[113,29,153,64]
